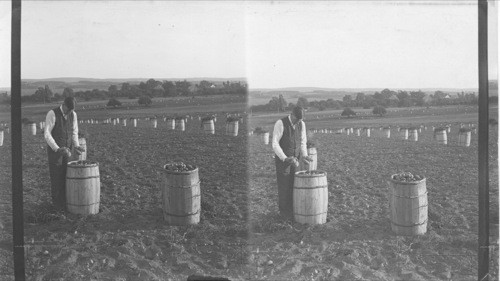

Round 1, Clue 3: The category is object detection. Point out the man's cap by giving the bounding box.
[292,106,304,119]
[64,97,76,110]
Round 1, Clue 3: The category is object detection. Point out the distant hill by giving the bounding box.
[248,86,484,106]
[15,77,246,96]
[250,87,479,93]
[22,77,246,84]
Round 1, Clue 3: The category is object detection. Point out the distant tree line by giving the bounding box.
[8,79,247,104]
[250,88,481,113]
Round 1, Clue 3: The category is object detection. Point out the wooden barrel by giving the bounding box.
[293,171,328,224]
[166,118,175,130]
[435,129,447,145]
[66,161,100,215]
[122,119,127,126]
[0,130,3,146]
[203,120,215,134]
[364,128,371,137]
[27,123,36,135]
[70,138,87,161]
[399,128,408,140]
[389,176,428,235]
[458,130,471,147]
[355,128,361,136]
[162,167,200,225]
[299,147,317,171]
[346,129,350,136]
[176,119,185,131]
[151,119,157,128]
[262,132,269,145]
[226,121,238,136]
[132,118,137,127]
[408,128,418,141]
[39,121,44,130]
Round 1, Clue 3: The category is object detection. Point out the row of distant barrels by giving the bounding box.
[80,117,241,136]
[313,125,473,147]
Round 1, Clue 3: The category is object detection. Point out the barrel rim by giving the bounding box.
[67,160,99,167]
[295,170,327,177]
[390,174,426,185]
[162,166,199,175]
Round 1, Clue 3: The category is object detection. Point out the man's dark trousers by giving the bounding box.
[275,156,296,219]
[47,147,68,211]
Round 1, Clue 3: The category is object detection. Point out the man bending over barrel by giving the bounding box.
[272,106,313,220]
[44,97,85,211]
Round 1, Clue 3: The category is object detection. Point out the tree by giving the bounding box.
[372,105,387,116]
[162,81,176,96]
[107,98,122,107]
[175,80,191,96]
[355,92,365,107]
[108,85,118,97]
[138,95,152,106]
[44,85,54,101]
[120,83,130,96]
[62,87,74,98]
[297,96,309,108]
[397,91,411,107]
[278,94,287,112]
[410,90,426,106]
[342,94,353,107]
[341,107,356,117]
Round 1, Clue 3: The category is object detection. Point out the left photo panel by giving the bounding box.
[1,1,250,280]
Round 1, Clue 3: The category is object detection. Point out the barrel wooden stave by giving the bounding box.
[408,129,418,141]
[176,119,185,131]
[70,138,87,161]
[458,131,471,147]
[261,132,270,145]
[162,168,200,225]
[389,178,427,235]
[66,162,100,215]
[226,121,238,136]
[435,130,447,145]
[293,171,328,225]
[28,123,37,135]
[299,147,317,171]
[203,120,215,134]
[166,119,175,130]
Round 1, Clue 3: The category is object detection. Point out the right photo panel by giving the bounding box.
[245,1,498,280]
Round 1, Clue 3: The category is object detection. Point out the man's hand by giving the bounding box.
[284,156,296,164]
[302,156,314,163]
[57,147,71,158]
[75,146,86,155]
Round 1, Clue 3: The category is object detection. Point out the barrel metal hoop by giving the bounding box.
[67,202,100,207]
[391,219,428,227]
[391,192,428,199]
[294,185,328,190]
[164,210,200,217]
[166,181,201,189]
[294,212,327,217]
[67,175,100,180]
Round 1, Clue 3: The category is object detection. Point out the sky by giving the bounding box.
[0,1,498,89]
